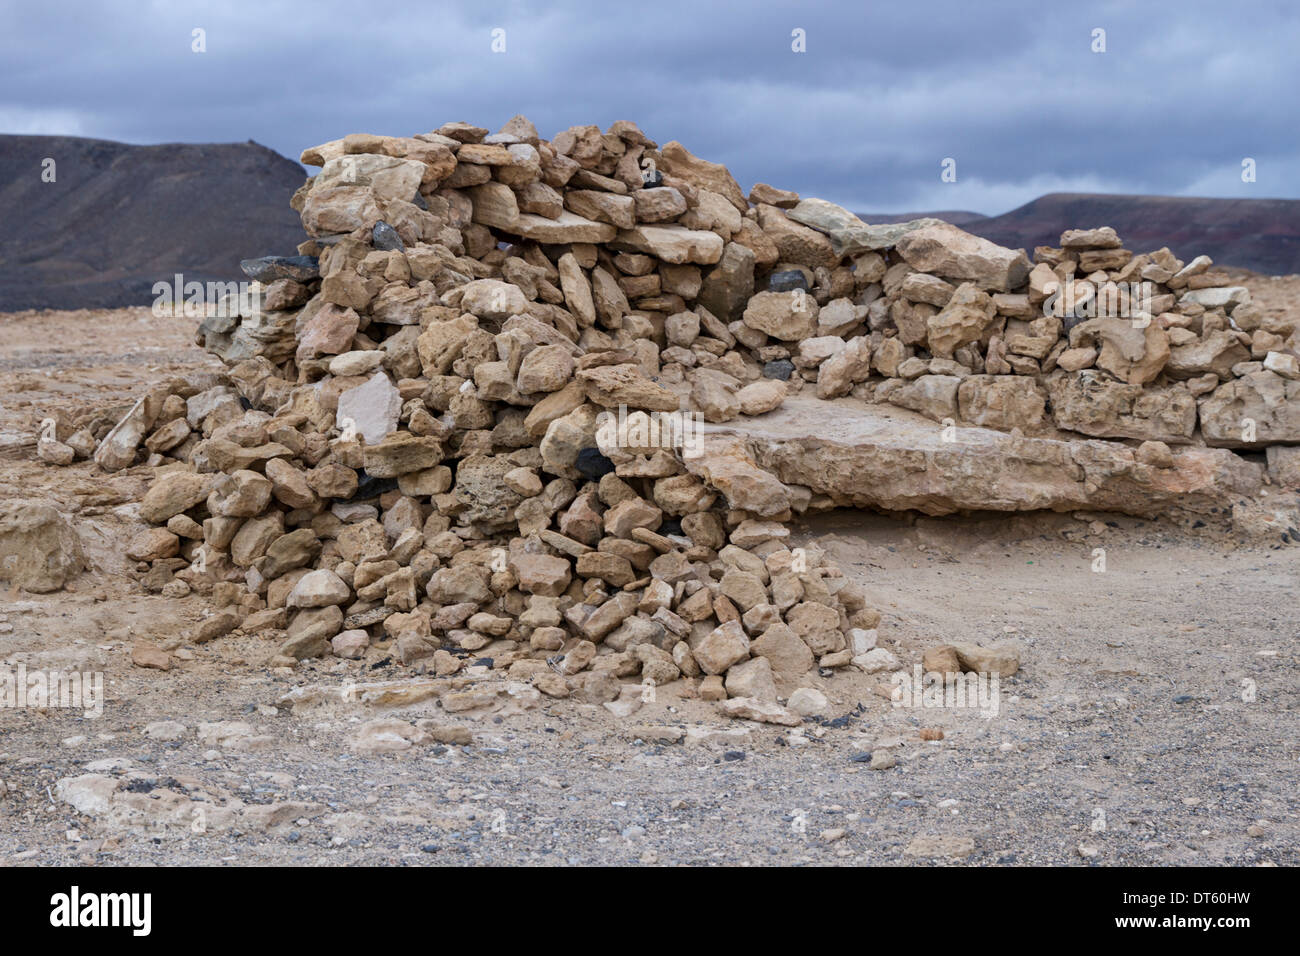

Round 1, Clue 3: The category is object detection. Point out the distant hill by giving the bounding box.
[863,193,1300,275]
[0,135,307,311]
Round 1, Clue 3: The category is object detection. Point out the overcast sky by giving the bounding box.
[2,0,1297,215]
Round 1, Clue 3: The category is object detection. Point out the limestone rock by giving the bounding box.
[896,222,1031,292]
[742,291,818,341]
[715,696,801,726]
[693,620,751,675]
[724,656,778,701]
[788,200,940,257]
[714,394,1259,518]
[1048,372,1196,443]
[140,472,211,524]
[949,640,1020,677]
[0,503,85,592]
[957,376,1046,431]
[578,364,680,412]
[613,224,724,265]
[1199,370,1300,447]
[336,371,402,445]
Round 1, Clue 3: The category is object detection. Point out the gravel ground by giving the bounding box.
[1,510,1295,866]
[0,306,1296,866]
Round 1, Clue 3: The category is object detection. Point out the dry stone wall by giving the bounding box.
[38,115,1300,720]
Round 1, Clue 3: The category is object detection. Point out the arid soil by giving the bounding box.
[0,301,1296,866]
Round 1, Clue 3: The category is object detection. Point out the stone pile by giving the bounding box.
[855,223,1300,447]
[43,115,1300,719]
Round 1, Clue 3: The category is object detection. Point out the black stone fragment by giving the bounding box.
[372,221,405,252]
[768,269,808,292]
[239,255,319,283]
[350,471,399,500]
[575,447,616,480]
[763,359,795,381]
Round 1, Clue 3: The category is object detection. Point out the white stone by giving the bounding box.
[336,371,402,445]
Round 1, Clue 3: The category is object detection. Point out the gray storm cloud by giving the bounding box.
[1,0,1295,214]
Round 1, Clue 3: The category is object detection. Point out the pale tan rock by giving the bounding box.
[516,344,575,394]
[1199,370,1300,447]
[1136,440,1175,468]
[715,696,801,726]
[566,189,636,229]
[817,338,872,399]
[724,656,778,701]
[1048,372,1196,443]
[613,224,724,265]
[748,183,799,208]
[742,290,817,341]
[126,527,179,562]
[468,181,519,229]
[957,376,1046,430]
[1266,445,1300,488]
[1056,346,1097,372]
[712,394,1258,518]
[577,363,680,412]
[750,623,814,681]
[788,199,938,257]
[140,472,211,524]
[927,284,995,358]
[509,210,617,244]
[754,205,837,270]
[509,552,572,596]
[737,379,787,415]
[683,436,791,517]
[517,181,564,218]
[949,640,1020,677]
[1071,318,1169,386]
[693,620,751,675]
[556,253,596,327]
[362,433,444,477]
[633,186,688,222]
[896,222,1031,292]
[888,374,960,422]
[692,368,741,422]
[656,141,748,212]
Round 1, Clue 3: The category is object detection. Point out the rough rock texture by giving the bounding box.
[700,396,1261,518]
[0,502,86,593]
[42,114,1300,722]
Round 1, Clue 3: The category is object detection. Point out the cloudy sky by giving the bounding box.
[3,0,1296,215]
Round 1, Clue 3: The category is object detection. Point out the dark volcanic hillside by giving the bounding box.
[865,193,1300,275]
[0,135,307,311]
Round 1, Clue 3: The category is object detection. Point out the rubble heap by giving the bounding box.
[42,115,1300,719]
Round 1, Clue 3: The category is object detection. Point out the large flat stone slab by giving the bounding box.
[696,396,1261,518]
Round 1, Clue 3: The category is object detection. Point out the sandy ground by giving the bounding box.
[0,301,1296,867]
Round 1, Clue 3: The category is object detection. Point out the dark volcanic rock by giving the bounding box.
[240,255,320,283]
[768,270,809,293]
[576,447,616,480]
[372,221,405,252]
[763,359,796,381]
